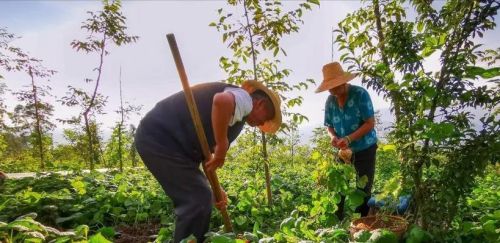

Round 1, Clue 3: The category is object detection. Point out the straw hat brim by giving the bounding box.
[242,80,282,134]
[315,73,357,93]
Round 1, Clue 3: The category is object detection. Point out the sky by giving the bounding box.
[1,1,499,143]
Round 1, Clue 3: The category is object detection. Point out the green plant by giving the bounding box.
[454,164,500,242]
[334,0,499,237]
[67,0,138,170]
[0,213,90,243]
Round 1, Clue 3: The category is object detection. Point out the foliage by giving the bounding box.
[453,164,500,242]
[334,0,500,236]
[11,68,56,170]
[210,0,319,131]
[0,169,172,230]
[211,0,319,206]
[57,86,108,168]
[1,140,497,242]
[67,0,138,170]
[1,1,499,242]
[372,144,400,194]
[0,27,57,170]
[0,27,37,78]
[111,67,142,171]
[103,124,141,169]
[0,214,91,243]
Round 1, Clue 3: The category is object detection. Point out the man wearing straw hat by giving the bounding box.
[316,62,378,220]
[135,80,281,242]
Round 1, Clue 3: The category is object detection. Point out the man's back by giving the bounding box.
[136,82,245,162]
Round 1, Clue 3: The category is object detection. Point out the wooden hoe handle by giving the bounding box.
[166,33,233,232]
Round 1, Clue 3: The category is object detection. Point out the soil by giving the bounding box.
[115,222,162,243]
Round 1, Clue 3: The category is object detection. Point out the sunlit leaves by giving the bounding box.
[334,0,500,235]
[211,0,318,131]
[70,1,138,54]
[464,66,500,79]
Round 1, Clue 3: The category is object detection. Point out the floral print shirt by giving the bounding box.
[324,85,377,152]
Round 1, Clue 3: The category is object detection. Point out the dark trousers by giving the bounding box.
[336,144,377,220]
[135,139,212,243]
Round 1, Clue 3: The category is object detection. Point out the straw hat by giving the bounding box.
[242,80,282,134]
[315,62,357,93]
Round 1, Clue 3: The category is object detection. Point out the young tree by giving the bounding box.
[59,128,88,166]
[1,27,56,170]
[334,0,499,236]
[59,86,107,169]
[211,0,319,206]
[0,27,32,78]
[12,65,56,170]
[108,67,141,171]
[0,83,7,159]
[70,0,138,170]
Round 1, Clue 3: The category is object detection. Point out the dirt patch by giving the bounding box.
[115,222,162,243]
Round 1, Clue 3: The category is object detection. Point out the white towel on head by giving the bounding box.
[224,87,253,126]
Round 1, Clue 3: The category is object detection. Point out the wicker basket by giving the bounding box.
[349,215,408,238]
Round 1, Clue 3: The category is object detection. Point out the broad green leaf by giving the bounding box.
[45,226,63,236]
[346,190,365,209]
[210,235,234,243]
[438,33,447,45]
[23,231,45,240]
[97,227,115,239]
[417,21,424,32]
[386,83,399,91]
[56,212,83,224]
[382,144,396,151]
[280,217,294,234]
[427,122,455,141]
[71,180,86,195]
[465,66,500,79]
[16,212,38,220]
[235,215,247,226]
[7,218,46,234]
[89,232,112,243]
[406,225,432,243]
[369,229,397,243]
[482,220,496,234]
[353,230,371,242]
[377,175,402,200]
[311,151,321,160]
[307,0,320,5]
[357,175,368,189]
[424,86,436,98]
[421,47,435,57]
[74,225,89,238]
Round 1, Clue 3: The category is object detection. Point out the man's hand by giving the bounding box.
[213,187,228,210]
[336,137,350,149]
[206,155,225,173]
[331,136,350,150]
[331,136,340,148]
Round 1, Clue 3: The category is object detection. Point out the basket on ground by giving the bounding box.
[349,215,408,238]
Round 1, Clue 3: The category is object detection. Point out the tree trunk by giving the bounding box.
[29,67,45,170]
[82,35,106,171]
[83,114,95,170]
[244,0,273,206]
[261,131,273,206]
[118,67,124,172]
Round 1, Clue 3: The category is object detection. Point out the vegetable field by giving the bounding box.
[1,0,499,242]
[1,136,498,242]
